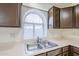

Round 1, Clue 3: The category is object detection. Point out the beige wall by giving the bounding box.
[0,27,21,43]
[48,29,79,40]
[23,3,77,11]
[0,27,79,55]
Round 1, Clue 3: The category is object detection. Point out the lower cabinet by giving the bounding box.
[36,53,46,56]
[35,45,79,56]
[63,46,69,52]
[47,48,62,56]
[72,46,79,56]
[73,53,79,56]
[56,54,63,56]
[62,46,69,56]
[36,48,63,56]
[63,51,69,56]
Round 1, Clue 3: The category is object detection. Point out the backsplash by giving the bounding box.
[0,27,79,43]
[0,27,21,43]
[48,29,79,39]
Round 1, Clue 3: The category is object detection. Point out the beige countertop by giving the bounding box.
[0,36,79,56]
[25,37,79,56]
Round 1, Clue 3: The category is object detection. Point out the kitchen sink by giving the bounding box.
[26,40,58,51]
[42,41,58,48]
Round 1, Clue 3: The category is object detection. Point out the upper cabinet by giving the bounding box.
[48,5,79,28]
[0,3,21,27]
[48,6,60,29]
[60,7,75,28]
[53,6,60,28]
[75,5,79,28]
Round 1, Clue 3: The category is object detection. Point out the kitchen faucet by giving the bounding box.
[37,36,42,44]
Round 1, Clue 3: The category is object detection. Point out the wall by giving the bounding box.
[48,29,79,40]
[0,27,21,43]
[23,3,52,11]
[23,3,77,11]
[0,27,24,56]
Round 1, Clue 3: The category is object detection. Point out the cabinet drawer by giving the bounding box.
[63,46,69,52]
[36,53,46,56]
[47,48,62,56]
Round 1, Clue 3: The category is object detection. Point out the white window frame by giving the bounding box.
[22,9,47,40]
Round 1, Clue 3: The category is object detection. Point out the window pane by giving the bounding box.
[25,13,43,24]
[23,11,47,39]
[34,25,43,38]
[24,24,33,39]
[49,17,53,28]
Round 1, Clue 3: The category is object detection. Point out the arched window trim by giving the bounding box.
[23,9,46,39]
[24,12,44,24]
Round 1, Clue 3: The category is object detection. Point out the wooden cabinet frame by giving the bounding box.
[35,45,79,56]
[0,3,22,27]
[48,4,79,28]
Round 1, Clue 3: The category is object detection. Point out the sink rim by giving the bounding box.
[26,41,58,51]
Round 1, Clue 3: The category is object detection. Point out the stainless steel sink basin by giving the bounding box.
[26,43,43,51]
[42,41,58,48]
[26,40,58,51]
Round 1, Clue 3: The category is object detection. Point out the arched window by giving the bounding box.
[23,9,47,39]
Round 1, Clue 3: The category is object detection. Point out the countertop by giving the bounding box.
[25,36,79,56]
[1,36,79,56]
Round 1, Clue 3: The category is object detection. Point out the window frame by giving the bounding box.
[23,12,44,39]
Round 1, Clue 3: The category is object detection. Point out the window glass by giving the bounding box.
[25,13,43,24]
[23,10,47,39]
[24,24,33,39]
[34,25,43,38]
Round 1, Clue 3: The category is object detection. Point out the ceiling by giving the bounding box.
[23,3,78,11]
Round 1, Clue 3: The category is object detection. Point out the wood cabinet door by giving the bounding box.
[73,53,79,56]
[60,7,75,28]
[0,3,21,27]
[63,51,69,56]
[48,7,53,29]
[63,46,69,52]
[70,46,79,56]
[73,46,79,54]
[56,53,63,56]
[53,6,60,28]
[47,48,62,56]
[35,53,46,56]
[75,5,79,28]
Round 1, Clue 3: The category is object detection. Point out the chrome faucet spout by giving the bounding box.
[37,37,41,43]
